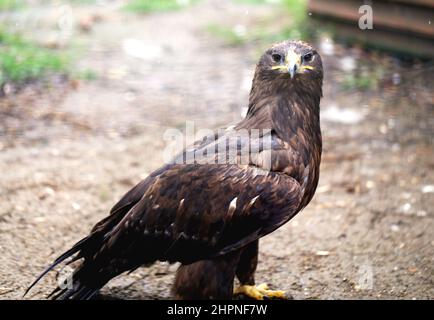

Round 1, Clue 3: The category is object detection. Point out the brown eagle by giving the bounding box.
[26,40,323,300]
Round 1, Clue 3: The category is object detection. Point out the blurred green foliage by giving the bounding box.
[125,0,198,13]
[206,24,247,46]
[234,0,307,22]
[234,0,276,4]
[207,0,314,46]
[340,71,380,91]
[75,69,98,81]
[283,0,307,23]
[0,0,23,10]
[0,30,68,86]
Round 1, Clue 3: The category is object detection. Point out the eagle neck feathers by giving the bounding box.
[239,75,323,207]
[242,76,322,149]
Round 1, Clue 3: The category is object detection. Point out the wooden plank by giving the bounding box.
[314,18,434,58]
[308,0,434,38]
[387,0,434,9]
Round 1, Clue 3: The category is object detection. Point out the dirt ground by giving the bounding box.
[1,0,433,300]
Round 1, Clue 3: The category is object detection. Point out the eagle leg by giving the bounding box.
[234,241,288,299]
[172,251,241,299]
[233,283,287,300]
[235,240,258,286]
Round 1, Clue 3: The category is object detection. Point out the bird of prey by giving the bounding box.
[26,40,323,300]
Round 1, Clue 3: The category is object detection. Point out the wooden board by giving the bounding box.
[387,0,434,9]
[308,0,434,38]
[315,18,434,58]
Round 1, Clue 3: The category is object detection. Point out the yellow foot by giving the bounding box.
[233,283,287,300]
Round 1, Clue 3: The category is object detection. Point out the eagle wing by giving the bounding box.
[26,127,307,298]
[102,164,301,264]
[82,128,306,276]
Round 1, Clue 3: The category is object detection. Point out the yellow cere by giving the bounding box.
[271,65,288,71]
[271,62,314,72]
[301,65,314,71]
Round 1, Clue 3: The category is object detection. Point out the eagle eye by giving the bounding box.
[271,53,282,63]
[303,52,313,63]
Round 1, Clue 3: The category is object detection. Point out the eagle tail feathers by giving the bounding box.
[23,235,93,298]
[51,272,100,300]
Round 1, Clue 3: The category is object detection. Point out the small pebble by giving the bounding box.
[421,185,434,193]
[390,224,400,232]
[71,202,81,210]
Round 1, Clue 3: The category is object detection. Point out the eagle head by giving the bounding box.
[256,40,323,84]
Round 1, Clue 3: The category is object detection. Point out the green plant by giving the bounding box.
[125,0,198,13]
[283,0,307,24]
[0,0,23,10]
[340,72,380,91]
[234,0,279,4]
[206,24,247,46]
[206,0,316,46]
[0,30,68,86]
[75,69,98,81]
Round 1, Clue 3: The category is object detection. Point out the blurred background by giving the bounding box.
[0,0,433,299]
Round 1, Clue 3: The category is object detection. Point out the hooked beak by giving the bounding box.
[285,50,300,78]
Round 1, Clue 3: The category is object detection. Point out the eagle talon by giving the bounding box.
[233,283,287,300]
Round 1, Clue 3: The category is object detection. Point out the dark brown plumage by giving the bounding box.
[26,40,323,300]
